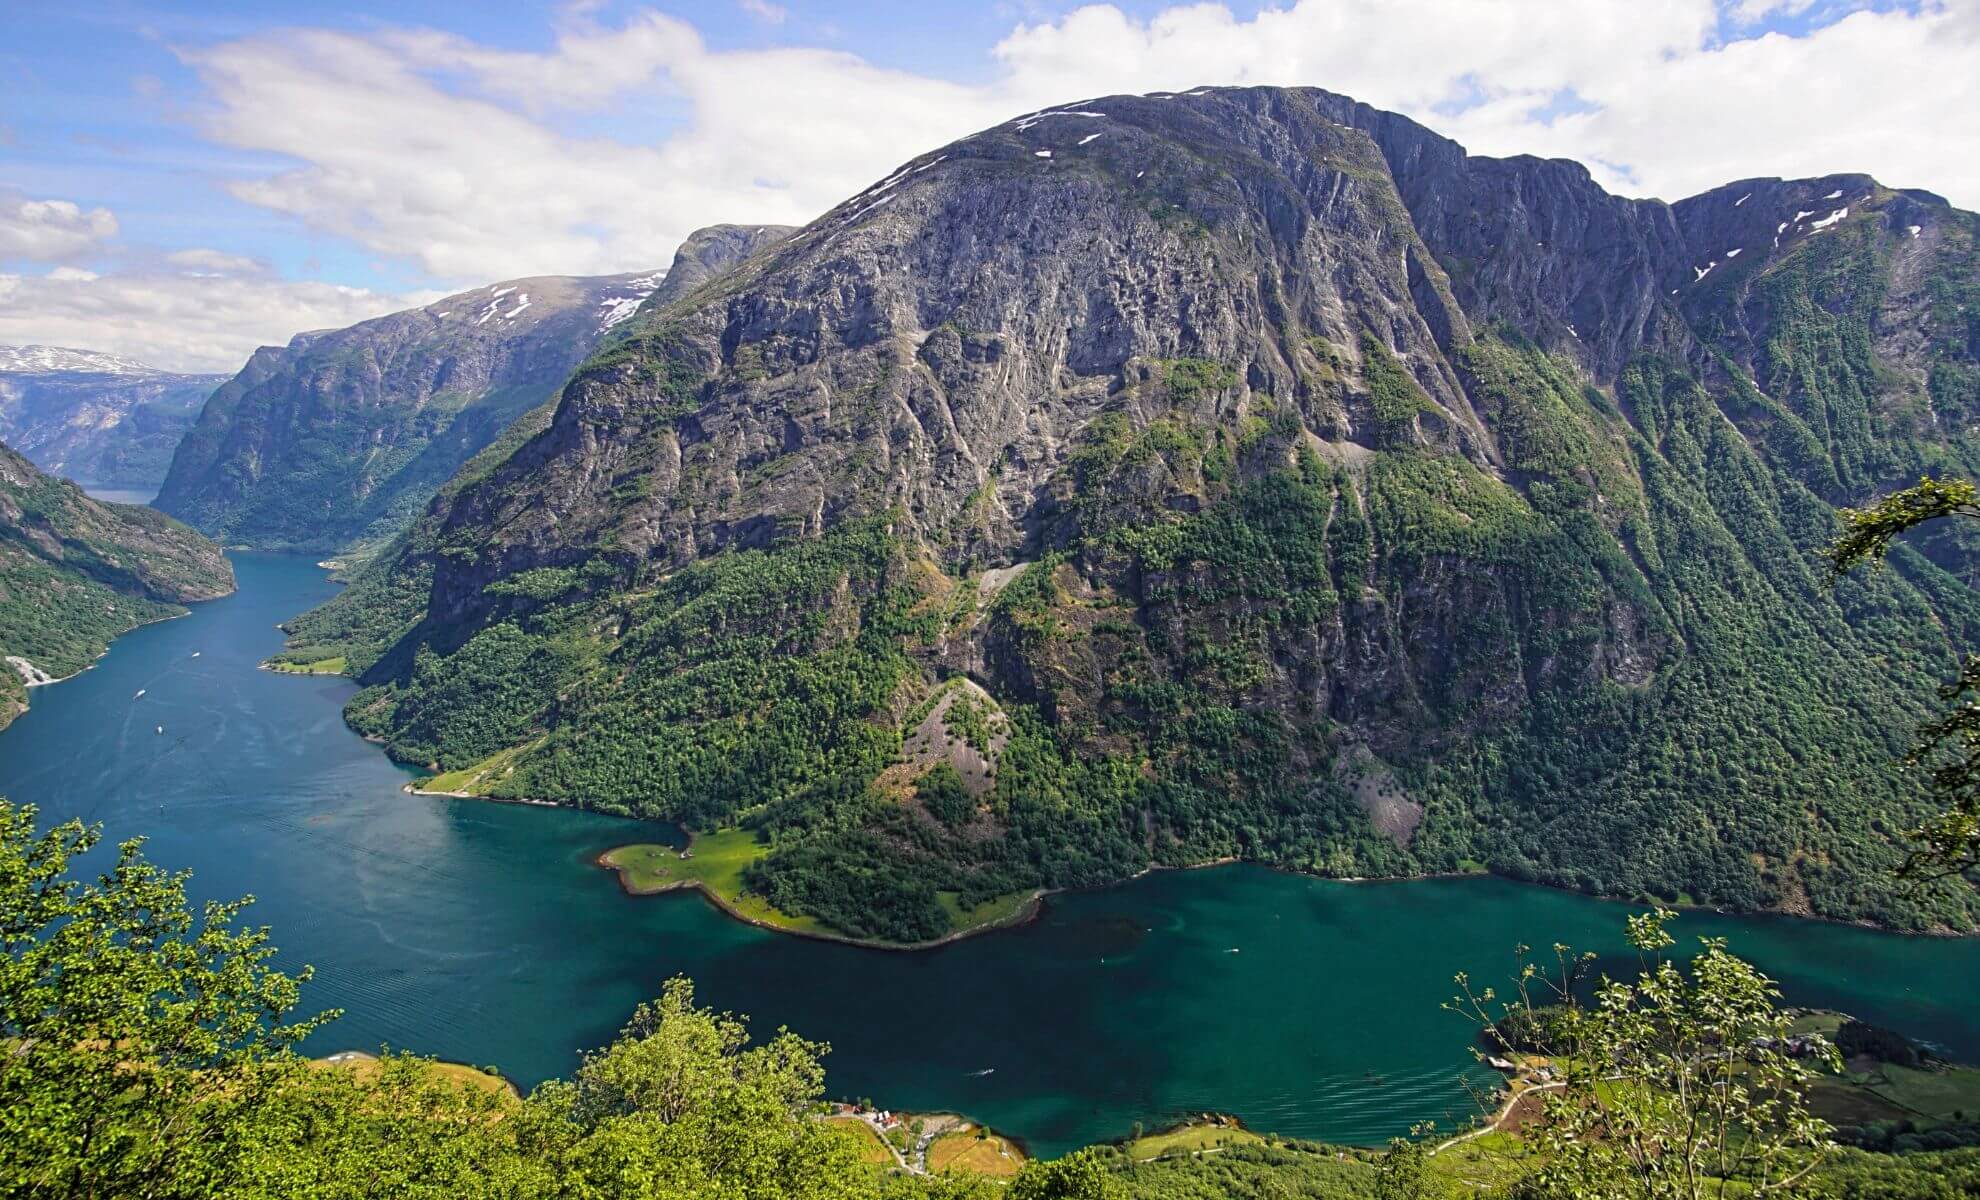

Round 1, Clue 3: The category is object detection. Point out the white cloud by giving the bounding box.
[0,192,119,262]
[164,247,265,275]
[983,1,1980,204]
[739,0,788,26]
[0,268,435,374]
[1729,0,1822,25]
[167,1,1980,299]
[9,2,1976,370]
[178,13,987,281]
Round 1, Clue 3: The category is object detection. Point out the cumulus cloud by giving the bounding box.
[167,0,1980,295]
[0,269,434,374]
[164,247,266,275]
[0,192,119,262]
[984,0,1980,202]
[178,12,986,280]
[9,2,1977,368]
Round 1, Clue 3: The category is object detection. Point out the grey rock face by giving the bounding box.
[310,85,1980,932]
[424,91,1502,611]
[0,346,224,490]
[152,224,792,553]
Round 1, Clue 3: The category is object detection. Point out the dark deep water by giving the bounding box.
[5,550,1978,1158]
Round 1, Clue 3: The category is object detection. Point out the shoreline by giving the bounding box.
[594,834,1049,953]
[8,605,195,693]
[406,783,560,807]
[363,746,1975,948]
[407,761,1972,949]
[593,825,1977,951]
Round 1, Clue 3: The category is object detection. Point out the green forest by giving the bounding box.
[0,443,232,730]
[269,158,1980,944]
[6,798,1975,1199]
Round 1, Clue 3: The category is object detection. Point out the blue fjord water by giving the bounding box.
[4,549,1977,1157]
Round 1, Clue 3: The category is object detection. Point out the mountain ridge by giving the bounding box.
[0,346,227,489]
[283,84,1980,941]
[153,222,793,553]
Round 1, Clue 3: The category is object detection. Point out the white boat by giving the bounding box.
[133,689,146,700]
[155,725,163,734]
[191,651,201,658]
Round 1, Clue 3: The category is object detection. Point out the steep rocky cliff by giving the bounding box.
[0,346,224,490]
[154,224,791,552]
[288,86,1980,941]
[0,441,233,729]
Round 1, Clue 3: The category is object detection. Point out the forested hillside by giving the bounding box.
[281,86,1980,941]
[7,799,1975,1199]
[0,442,232,729]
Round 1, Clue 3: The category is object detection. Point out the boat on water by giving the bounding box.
[133,689,146,700]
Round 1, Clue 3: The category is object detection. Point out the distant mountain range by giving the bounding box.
[0,346,226,491]
[152,224,793,553]
[276,84,1980,943]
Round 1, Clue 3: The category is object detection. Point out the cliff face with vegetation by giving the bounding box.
[0,346,224,490]
[153,225,791,554]
[283,86,1980,941]
[0,442,233,728]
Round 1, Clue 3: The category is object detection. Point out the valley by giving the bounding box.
[6,26,1980,1189]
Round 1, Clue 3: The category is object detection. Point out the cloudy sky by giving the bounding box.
[2,0,1976,372]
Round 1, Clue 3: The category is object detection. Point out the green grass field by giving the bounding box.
[416,743,536,795]
[928,1126,1026,1176]
[598,830,827,935]
[1126,1122,1265,1159]
[314,1051,519,1102]
[265,656,345,675]
[1428,1130,1536,1190]
[936,889,1034,933]
[1847,1062,1980,1121]
[823,1117,898,1167]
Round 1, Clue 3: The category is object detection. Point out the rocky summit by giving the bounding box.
[152,223,792,553]
[284,85,1980,942]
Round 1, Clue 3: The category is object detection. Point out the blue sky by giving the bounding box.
[1,1,1972,371]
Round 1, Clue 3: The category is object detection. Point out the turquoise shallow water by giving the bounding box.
[4,550,1977,1158]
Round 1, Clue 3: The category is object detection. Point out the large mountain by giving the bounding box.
[284,86,1980,941]
[153,224,791,553]
[0,346,226,491]
[0,441,232,729]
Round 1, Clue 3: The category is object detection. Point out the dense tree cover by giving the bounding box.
[301,334,1980,938]
[11,798,1978,1198]
[276,205,1980,940]
[1828,475,1980,881]
[0,799,1117,1200]
[0,442,232,729]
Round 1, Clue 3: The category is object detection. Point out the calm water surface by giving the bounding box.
[5,550,1977,1157]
